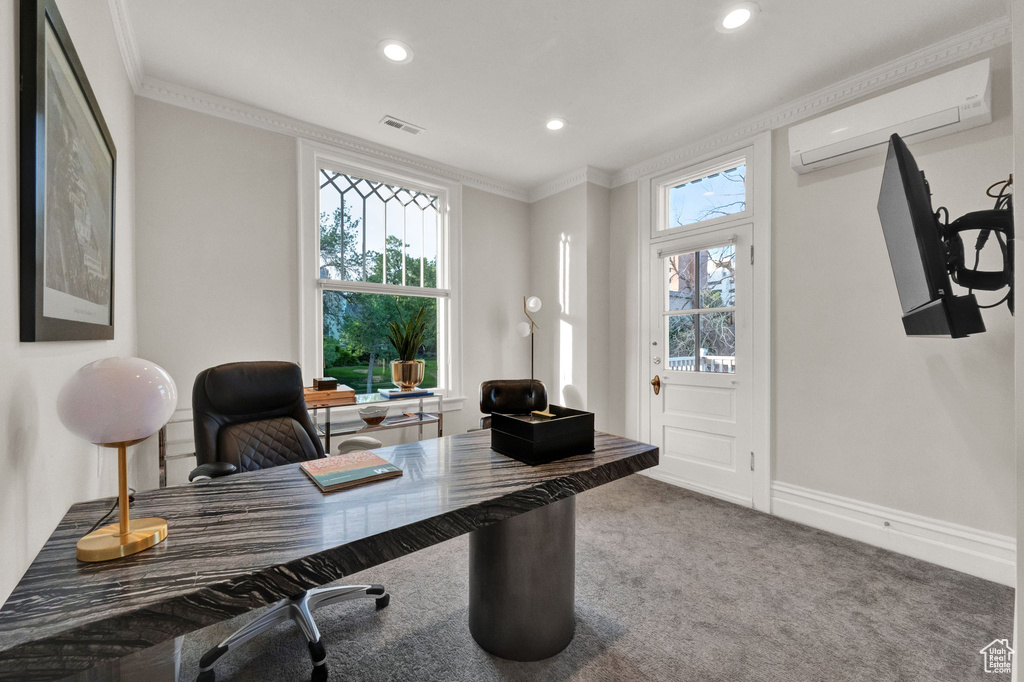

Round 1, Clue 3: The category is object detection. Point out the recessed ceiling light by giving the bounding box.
[716,2,759,33]
[378,39,413,64]
[546,118,566,131]
[722,8,750,28]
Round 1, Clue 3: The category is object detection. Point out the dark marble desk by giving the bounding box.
[0,430,657,680]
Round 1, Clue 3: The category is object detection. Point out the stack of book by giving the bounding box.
[304,384,356,407]
[379,388,434,399]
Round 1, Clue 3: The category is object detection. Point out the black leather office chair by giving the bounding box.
[188,361,389,682]
[478,379,548,429]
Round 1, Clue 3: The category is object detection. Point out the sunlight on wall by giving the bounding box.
[559,318,573,404]
[559,233,571,315]
[558,232,574,405]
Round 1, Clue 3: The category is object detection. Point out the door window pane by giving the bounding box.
[699,245,735,308]
[668,315,696,372]
[699,312,735,374]
[668,245,736,311]
[664,242,736,374]
[667,313,736,374]
[667,253,697,311]
[668,164,746,229]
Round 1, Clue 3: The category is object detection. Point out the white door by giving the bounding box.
[647,225,754,506]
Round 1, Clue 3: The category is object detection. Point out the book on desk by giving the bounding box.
[300,450,402,492]
[378,388,434,399]
[304,384,357,407]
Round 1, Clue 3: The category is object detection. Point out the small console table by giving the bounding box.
[159,394,444,486]
[308,393,444,453]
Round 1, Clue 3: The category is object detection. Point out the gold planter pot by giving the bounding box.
[391,360,426,391]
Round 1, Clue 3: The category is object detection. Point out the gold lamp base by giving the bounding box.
[77,517,168,562]
[75,439,169,562]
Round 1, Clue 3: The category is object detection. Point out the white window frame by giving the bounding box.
[637,131,772,511]
[652,153,751,239]
[297,139,464,403]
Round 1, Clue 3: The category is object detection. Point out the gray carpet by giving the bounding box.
[181,476,1014,682]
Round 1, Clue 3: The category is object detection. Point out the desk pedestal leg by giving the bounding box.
[468,496,575,661]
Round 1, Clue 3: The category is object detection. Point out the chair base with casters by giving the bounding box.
[188,363,393,681]
[196,584,390,682]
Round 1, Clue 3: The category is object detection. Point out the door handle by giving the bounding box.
[651,375,661,395]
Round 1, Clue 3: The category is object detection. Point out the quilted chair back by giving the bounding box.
[192,361,325,472]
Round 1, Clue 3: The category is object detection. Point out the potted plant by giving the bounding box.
[386,304,428,391]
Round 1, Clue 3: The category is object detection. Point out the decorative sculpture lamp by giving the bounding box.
[57,357,178,562]
[516,296,542,381]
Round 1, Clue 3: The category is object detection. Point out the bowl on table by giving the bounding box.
[358,404,389,426]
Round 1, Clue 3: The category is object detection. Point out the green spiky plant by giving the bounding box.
[386,303,428,362]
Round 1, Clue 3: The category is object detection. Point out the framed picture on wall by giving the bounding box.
[19,0,116,341]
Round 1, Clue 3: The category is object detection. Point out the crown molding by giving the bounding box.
[107,0,143,92]
[107,0,1007,201]
[137,76,531,202]
[528,165,613,203]
[586,166,613,189]
[609,15,1011,187]
[105,0,529,202]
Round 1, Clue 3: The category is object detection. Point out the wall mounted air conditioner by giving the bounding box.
[789,58,991,174]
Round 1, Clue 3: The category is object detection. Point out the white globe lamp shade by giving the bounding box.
[516,321,533,338]
[525,296,543,313]
[57,357,178,445]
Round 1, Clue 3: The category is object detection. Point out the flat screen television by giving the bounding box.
[876,134,985,338]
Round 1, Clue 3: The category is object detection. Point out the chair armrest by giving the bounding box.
[188,462,238,482]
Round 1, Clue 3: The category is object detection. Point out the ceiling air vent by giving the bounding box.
[379,115,424,135]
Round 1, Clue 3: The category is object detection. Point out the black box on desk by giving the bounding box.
[313,377,338,391]
[490,405,595,465]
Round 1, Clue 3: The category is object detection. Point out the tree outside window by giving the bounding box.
[318,172,443,394]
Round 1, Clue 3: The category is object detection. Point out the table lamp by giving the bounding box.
[57,357,178,562]
[516,296,542,381]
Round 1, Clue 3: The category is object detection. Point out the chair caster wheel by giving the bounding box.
[311,663,329,681]
[308,639,327,665]
[376,593,390,609]
[196,671,215,682]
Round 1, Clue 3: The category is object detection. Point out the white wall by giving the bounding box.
[526,182,616,432]
[529,185,586,409]
[772,48,1015,535]
[586,184,612,431]
[604,47,1014,544]
[0,0,138,606]
[455,187,533,432]
[528,185,590,411]
[133,99,532,462]
[609,182,639,439]
[135,98,299,407]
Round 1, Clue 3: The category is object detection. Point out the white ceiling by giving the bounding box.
[125,0,1008,191]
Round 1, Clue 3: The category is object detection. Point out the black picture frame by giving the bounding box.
[20,0,116,342]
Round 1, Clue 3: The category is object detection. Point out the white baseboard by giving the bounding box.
[772,481,1015,586]
[640,469,753,508]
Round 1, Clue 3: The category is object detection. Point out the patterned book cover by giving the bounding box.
[300,450,402,492]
